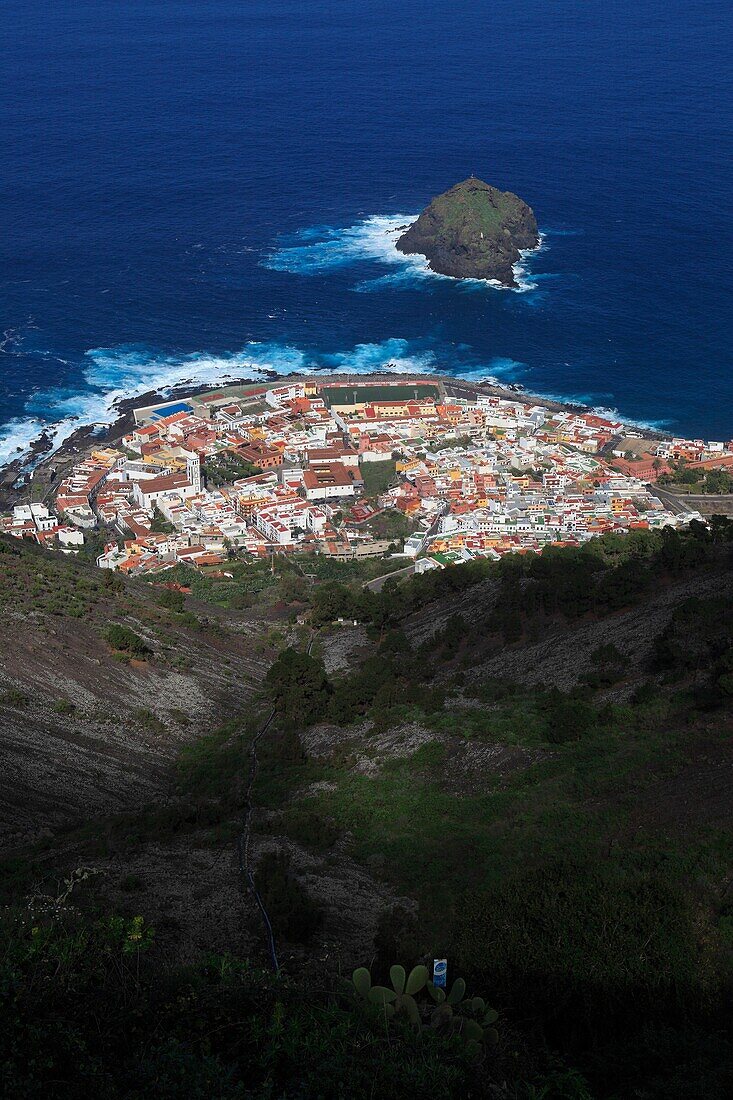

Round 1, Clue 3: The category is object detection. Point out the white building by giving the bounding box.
[58,526,85,547]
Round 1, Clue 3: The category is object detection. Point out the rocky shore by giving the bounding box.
[0,367,669,511]
[396,176,539,286]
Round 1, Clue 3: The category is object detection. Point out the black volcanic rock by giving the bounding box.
[396,177,539,286]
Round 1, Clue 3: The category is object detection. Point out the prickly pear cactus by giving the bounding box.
[349,961,498,1053]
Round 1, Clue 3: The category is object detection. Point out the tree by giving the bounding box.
[676,465,700,486]
[266,648,332,724]
[541,689,595,744]
[311,581,356,625]
[254,851,322,942]
[710,515,733,543]
[704,469,732,495]
[278,573,309,604]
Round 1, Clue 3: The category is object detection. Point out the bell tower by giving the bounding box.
[186,451,202,493]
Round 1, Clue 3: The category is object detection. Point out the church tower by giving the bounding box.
[186,451,202,493]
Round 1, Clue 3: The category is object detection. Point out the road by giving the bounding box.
[648,484,733,517]
[363,504,449,592]
[363,563,415,592]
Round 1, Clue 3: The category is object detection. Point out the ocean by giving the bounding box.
[2,0,732,468]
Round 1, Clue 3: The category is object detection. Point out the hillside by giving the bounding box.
[2,521,733,1097]
[0,535,271,848]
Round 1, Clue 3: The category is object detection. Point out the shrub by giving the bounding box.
[0,908,479,1097]
[105,624,150,658]
[281,806,340,851]
[270,725,306,765]
[119,873,146,893]
[156,588,185,612]
[0,688,29,708]
[631,681,658,705]
[374,903,424,972]
[133,708,166,734]
[540,689,596,744]
[266,648,332,725]
[455,857,719,1058]
[582,644,630,689]
[253,850,322,942]
[175,610,200,630]
[52,698,76,716]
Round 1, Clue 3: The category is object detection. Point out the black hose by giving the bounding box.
[237,708,280,972]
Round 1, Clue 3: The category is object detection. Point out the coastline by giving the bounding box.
[0,374,266,507]
[0,367,669,510]
[0,219,679,495]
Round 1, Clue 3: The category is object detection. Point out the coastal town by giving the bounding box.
[2,376,731,576]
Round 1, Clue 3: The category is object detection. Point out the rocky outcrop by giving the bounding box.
[396,176,539,286]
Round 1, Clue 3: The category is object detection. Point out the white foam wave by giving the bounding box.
[484,357,528,377]
[84,342,311,394]
[322,337,437,375]
[264,214,421,275]
[528,390,672,430]
[0,417,52,469]
[511,233,549,292]
[585,407,672,431]
[0,337,449,471]
[265,215,545,295]
[0,335,671,475]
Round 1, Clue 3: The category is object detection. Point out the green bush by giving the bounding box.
[104,623,150,658]
[156,587,186,612]
[177,720,256,805]
[281,805,340,851]
[0,688,29,708]
[253,850,322,942]
[52,698,76,716]
[133,707,166,734]
[266,647,332,724]
[455,857,720,1051]
[540,689,596,744]
[374,903,424,972]
[0,909,480,1098]
[581,643,630,689]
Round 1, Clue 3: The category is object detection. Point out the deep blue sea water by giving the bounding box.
[2,0,732,466]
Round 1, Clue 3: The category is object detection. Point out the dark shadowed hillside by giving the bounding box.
[2,522,733,1098]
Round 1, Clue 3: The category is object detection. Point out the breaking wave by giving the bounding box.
[264,214,544,294]
[0,337,460,471]
[0,417,57,470]
[263,214,419,275]
[532,390,672,430]
[0,334,669,476]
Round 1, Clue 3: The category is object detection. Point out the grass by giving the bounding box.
[434,182,514,237]
[366,507,416,542]
[321,384,439,408]
[0,536,106,618]
[0,688,30,708]
[427,696,547,745]
[272,804,341,851]
[360,459,398,497]
[293,552,404,583]
[177,719,257,802]
[264,688,716,928]
[145,560,278,609]
[132,707,166,734]
[2,524,730,1098]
